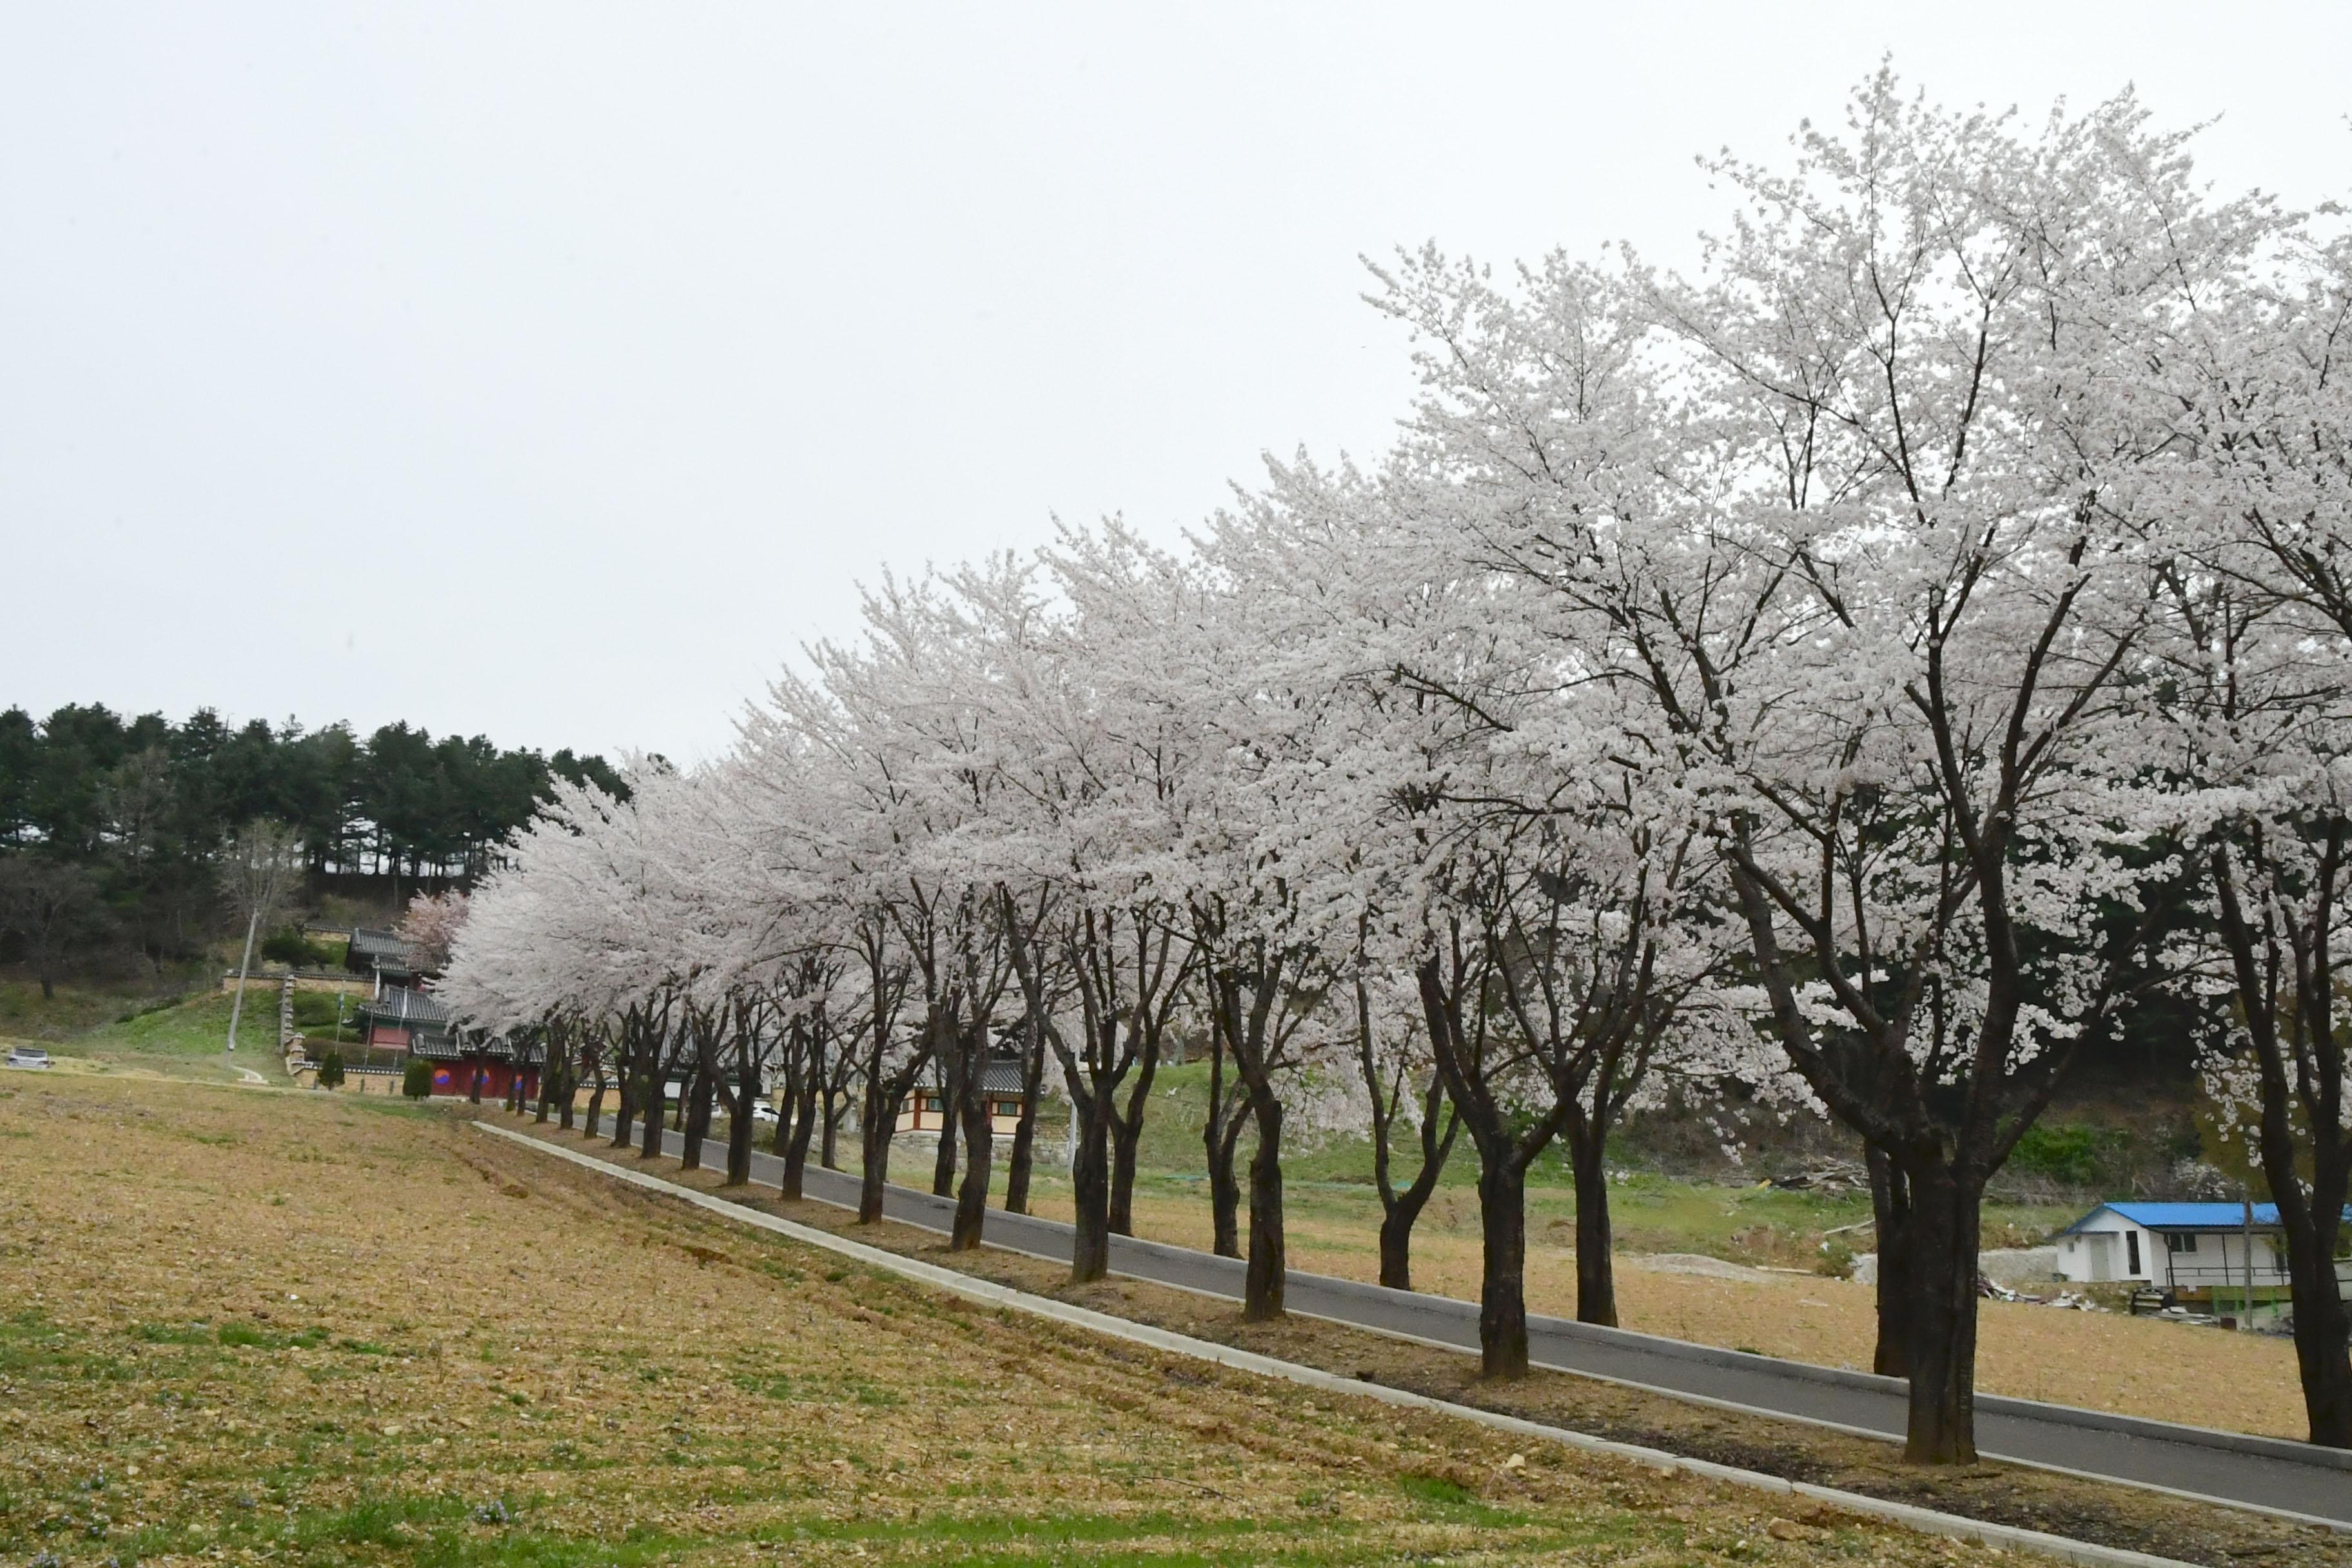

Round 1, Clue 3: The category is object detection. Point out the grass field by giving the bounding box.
[1004,1061,2077,1268]
[995,1176,2308,1438]
[28,992,2301,1444]
[542,1119,2345,1568]
[7,988,273,1084]
[737,1069,2308,1438]
[0,967,210,1044]
[0,1073,2034,1568]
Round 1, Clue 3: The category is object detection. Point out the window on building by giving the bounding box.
[2126,1232,2141,1275]
[2165,1232,2197,1254]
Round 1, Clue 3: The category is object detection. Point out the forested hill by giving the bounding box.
[0,704,627,962]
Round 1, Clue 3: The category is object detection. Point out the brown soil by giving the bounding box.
[1051,1186,2311,1440]
[1,1073,2088,1568]
[513,1118,2352,1568]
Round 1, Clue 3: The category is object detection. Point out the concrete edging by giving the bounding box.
[474,1121,2214,1568]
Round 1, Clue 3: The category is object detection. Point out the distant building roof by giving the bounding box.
[410,1030,463,1061]
[348,927,420,976]
[357,987,454,1028]
[411,1029,540,1065]
[921,1058,1030,1097]
[2061,1202,2352,1233]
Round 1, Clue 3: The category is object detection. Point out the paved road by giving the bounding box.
[635,1124,2352,1526]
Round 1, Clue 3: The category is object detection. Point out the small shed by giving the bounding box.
[2052,1202,2338,1317]
[894,1057,1030,1136]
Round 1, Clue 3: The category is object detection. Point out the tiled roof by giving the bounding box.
[357,987,454,1027]
[922,1058,1031,1097]
[348,928,420,974]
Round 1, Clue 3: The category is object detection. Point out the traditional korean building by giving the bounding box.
[409,1028,544,1102]
[346,926,424,985]
[352,984,451,1057]
[894,1056,1030,1137]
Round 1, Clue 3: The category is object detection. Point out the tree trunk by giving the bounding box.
[640,1070,666,1159]
[781,1052,819,1201]
[724,1069,756,1188]
[611,1068,634,1148]
[1900,1167,1983,1464]
[1204,1021,1241,1258]
[681,1070,712,1171]
[932,1053,962,1199]
[856,1076,894,1224]
[2280,1210,2352,1447]
[1003,1023,1043,1215]
[1475,1152,1530,1379]
[580,1070,601,1137]
[1070,1098,1113,1283]
[467,1064,482,1105]
[1104,1030,1166,1237]
[1566,1126,1617,1328]
[1376,1090,1456,1292]
[1207,1119,1244,1260]
[821,1088,842,1171]
[1242,1092,1285,1322]
[950,1041,992,1252]
[1867,1142,1915,1378]
[2211,847,2352,1446]
[1377,1202,1422,1292]
[1108,1113,1143,1236]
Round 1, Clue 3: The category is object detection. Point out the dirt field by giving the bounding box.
[0,1077,2063,1568]
[1003,1181,2310,1441]
[510,1119,2352,1568]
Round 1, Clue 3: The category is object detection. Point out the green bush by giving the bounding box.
[262,928,349,968]
[402,1059,433,1099]
[290,991,346,1030]
[2009,1122,2109,1185]
[314,1048,346,1089]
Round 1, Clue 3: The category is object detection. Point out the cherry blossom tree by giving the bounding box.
[395,888,471,975]
[2155,224,2352,1446]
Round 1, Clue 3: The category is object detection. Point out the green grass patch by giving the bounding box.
[215,1320,331,1350]
[132,1320,215,1345]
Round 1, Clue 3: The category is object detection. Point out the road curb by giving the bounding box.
[475,1121,2218,1568]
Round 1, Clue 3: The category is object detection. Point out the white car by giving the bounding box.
[751,1102,780,1124]
[6,1046,52,1070]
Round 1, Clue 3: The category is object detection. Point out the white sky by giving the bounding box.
[5,2,2347,761]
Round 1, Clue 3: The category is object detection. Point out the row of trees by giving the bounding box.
[0,703,626,983]
[442,76,2352,1462]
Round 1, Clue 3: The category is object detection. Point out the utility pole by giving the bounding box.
[222,818,299,1057]
[2240,1188,2257,1330]
[226,906,260,1053]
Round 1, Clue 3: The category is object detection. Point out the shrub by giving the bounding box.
[260,927,321,966]
[289,991,345,1030]
[402,1059,433,1099]
[2009,1122,2110,1186]
[314,1048,346,1089]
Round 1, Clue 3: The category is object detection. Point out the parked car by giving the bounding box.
[6,1046,52,1070]
[751,1102,780,1124]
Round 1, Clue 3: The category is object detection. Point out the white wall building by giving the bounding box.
[2055,1202,2291,1286]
